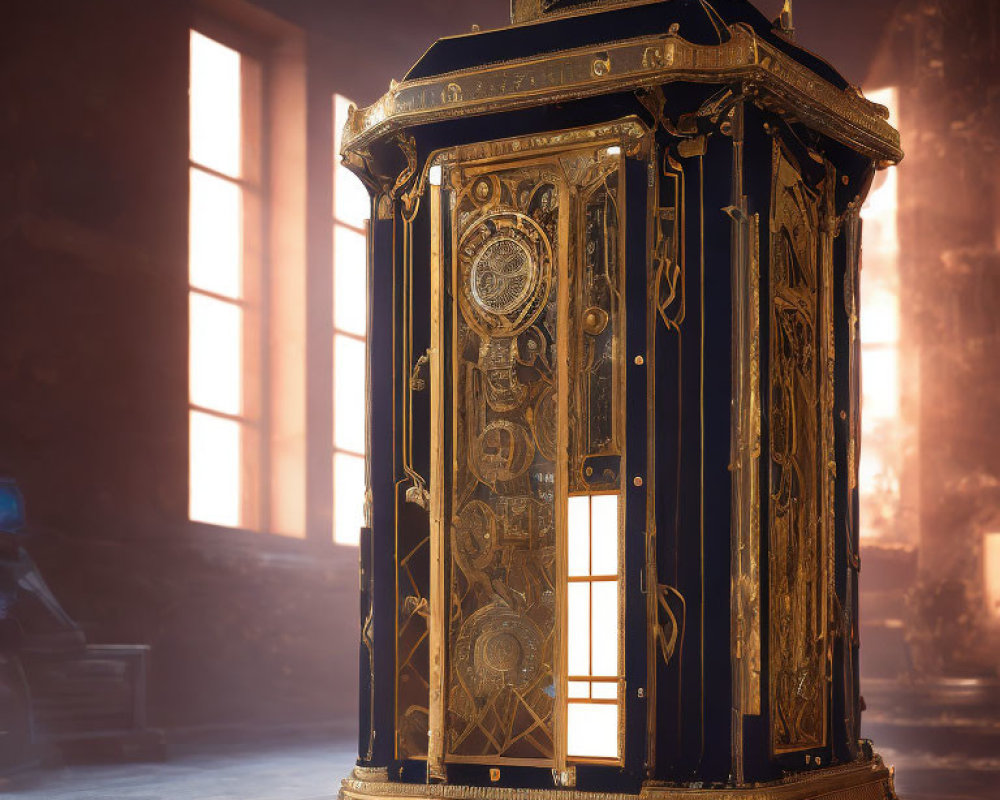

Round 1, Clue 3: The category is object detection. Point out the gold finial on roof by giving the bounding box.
[779,0,795,41]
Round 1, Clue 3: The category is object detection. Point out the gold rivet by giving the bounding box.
[634,355,645,366]
[633,476,643,487]
[490,768,501,782]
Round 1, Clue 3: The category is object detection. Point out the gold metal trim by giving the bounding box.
[726,100,762,785]
[342,27,901,164]
[428,181,448,782]
[341,757,897,800]
[423,123,639,773]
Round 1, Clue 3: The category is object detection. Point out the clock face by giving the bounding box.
[458,211,552,338]
[470,236,534,316]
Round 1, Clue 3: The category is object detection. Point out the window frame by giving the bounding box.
[187,5,307,541]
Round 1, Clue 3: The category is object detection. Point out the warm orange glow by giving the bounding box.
[189,410,241,527]
[861,348,899,427]
[566,493,621,760]
[859,85,904,542]
[190,31,242,178]
[985,533,1000,621]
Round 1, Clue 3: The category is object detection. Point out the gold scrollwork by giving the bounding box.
[447,159,562,764]
[654,585,686,666]
[767,139,832,756]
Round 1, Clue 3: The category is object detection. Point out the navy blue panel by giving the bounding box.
[623,154,650,790]
[698,128,736,783]
[364,213,398,767]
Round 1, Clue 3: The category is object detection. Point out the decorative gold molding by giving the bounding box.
[341,27,901,165]
[341,757,896,800]
[426,118,651,175]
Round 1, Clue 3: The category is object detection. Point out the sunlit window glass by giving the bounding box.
[566,493,621,760]
[332,94,370,545]
[188,29,258,529]
[190,31,242,179]
[859,86,903,543]
[985,533,1000,621]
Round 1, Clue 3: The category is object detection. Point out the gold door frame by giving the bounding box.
[425,119,651,779]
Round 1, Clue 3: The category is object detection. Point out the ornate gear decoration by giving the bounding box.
[459,211,553,338]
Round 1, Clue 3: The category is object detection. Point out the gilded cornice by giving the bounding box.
[341,26,902,165]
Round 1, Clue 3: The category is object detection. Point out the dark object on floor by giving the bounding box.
[0,478,163,770]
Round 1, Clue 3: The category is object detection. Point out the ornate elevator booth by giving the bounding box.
[340,1,902,798]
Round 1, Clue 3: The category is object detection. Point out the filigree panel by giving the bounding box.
[767,141,831,755]
[447,166,562,762]
[397,530,431,759]
[570,163,623,492]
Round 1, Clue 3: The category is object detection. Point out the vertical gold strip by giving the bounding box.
[728,102,762,787]
[554,177,572,779]
[820,166,837,744]
[644,150,659,778]
[616,151,628,768]
[745,212,762,720]
[427,181,447,782]
[697,154,707,766]
[728,103,747,786]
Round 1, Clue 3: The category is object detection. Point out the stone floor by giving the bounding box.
[1,738,355,800]
[1,710,998,800]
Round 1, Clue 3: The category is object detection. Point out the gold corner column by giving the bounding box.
[427,179,448,782]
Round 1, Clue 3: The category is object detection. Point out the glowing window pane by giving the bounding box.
[567,496,590,577]
[334,226,368,336]
[334,335,366,454]
[567,582,590,676]
[592,682,618,700]
[567,703,618,759]
[333,95,371,229]
[859,448,889,492]
[861,286,899,345]
[591,494,618,575]
[190,411,241,528]
[568,681,590,699]
[190,169,242,298]
[190,293,242,415]
[190,31,242,177]
[862,348,899,423]
[985,533,1000,620]
[334,452,365,545]
[591,580,618,677]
